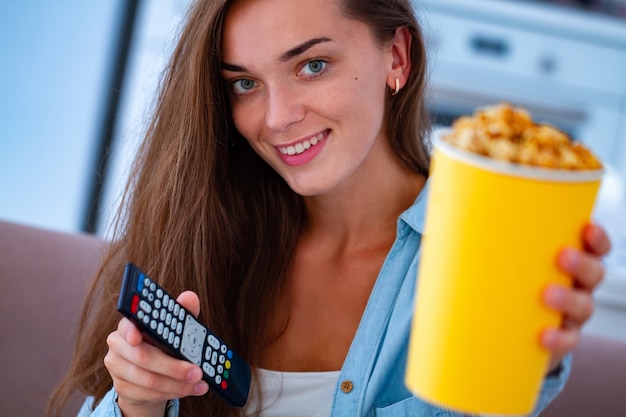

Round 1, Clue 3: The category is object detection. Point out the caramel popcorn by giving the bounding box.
[442,103,603,170]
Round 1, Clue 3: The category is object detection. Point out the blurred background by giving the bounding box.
[1,0,625,340]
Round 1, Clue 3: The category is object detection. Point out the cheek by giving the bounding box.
[231,102,261,143]
[337,76,387,135]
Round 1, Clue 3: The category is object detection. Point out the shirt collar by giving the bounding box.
[398,178,429,237]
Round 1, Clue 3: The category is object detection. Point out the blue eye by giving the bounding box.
[232,78,257,94]
[300,60,327,76]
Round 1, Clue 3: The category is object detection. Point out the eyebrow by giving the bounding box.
[221,37,333,73]
[278,37,332,62]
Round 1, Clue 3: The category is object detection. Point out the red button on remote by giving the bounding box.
[131,294,139,314]
[221,380,228,390]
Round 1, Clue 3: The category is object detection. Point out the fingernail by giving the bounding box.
[194,381,209,395]
[561,248,579,268]
[545,285,567,306]
[543,329,559,348]
[187,367,202,382]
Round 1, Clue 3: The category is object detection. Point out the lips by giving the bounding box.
[278,131,326,156]
[275,130,328,167]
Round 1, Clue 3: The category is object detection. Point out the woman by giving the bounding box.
[47,0,610,416]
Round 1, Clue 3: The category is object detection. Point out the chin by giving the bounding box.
[284,179,332,197]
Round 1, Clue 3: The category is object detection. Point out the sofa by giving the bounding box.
[1,219,625,417]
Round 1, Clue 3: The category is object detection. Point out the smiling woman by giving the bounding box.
[221,0,408,196]
[46,1,612,417]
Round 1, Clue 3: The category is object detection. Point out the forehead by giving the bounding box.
[221,0,357,63]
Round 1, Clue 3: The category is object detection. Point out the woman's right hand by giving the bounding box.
[104,291,210,417]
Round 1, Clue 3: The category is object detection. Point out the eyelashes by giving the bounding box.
[228,58,330,97]
[298,59,328,77]
[231,78,258,95]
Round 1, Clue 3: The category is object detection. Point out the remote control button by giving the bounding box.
[168,332,175,344]
[154,299,161,309]
[220,345,227,354]
[207,335,220,350]
[143,277,150,288]
[219,355,225,364]
[150,320,157,330]
[142,315,150,325]
[148,293,154,302]
[215,375,222,384]
[223,370,229,380]
[131,295,140,314]
[184,326,203,350]
[174,336,180,349]
[157,322,164,335]
[168,299,175,311]
[163,327,170,340]
[178,309,185,321]
[150,282,156,292]
[227,350,233,360]
[221,380,228,390]
[203,363,216,377]
[171,317,178,330]
[160,309,167,321]
[225,360,231,370]
[137,310,145,320]
[166,313,172,326]
[142,288,149,298]
[163,293,170,306]
[137,275,145,291]
[152,310,159,320]
[173,304,180,316]
[217,365,223,374]
[211,351,218,366]
[156,288,163,298]
[205,347,212,360]
[180,315,207,366]
[176,322,183,335]
[139,300,152,313]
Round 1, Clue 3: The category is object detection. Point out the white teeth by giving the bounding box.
[279,132,325,155]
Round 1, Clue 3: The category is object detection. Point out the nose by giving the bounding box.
[264,82,305,131]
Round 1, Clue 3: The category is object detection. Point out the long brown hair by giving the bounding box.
[46,0,430,416]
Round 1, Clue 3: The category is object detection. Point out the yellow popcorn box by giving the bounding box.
[405,133,603,415]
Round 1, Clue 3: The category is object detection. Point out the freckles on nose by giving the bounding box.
[265,86,305,130]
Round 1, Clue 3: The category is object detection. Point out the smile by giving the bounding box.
[278,131,326,156]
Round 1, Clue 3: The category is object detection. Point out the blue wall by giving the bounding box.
[0,1,122,232]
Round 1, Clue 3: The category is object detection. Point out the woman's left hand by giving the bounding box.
[542,222,612,373]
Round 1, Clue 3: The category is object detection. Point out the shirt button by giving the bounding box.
[341,380,354,393]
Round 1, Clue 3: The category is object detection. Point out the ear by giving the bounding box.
[387,26,412,92]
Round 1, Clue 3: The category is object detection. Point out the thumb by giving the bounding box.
[177,290,201,317]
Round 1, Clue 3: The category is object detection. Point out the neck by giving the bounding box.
[302,160,426,254]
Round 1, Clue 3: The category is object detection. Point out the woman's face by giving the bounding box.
[221,0,395,197]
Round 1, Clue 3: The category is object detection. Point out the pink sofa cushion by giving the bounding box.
[0,220,103,417]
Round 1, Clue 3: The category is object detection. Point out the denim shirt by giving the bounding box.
[78,181,570,417]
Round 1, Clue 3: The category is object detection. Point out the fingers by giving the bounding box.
[541,326,579,359]
[104,318,209,409]
[118,317,144,346]
[558,247,605,290]
[557,223,610,290]
[106,328,208,388]
[176,290,201,318]
[583,223,611,256]
[541,223,610,370]
[543,284,593,326]
[109,329,200,383]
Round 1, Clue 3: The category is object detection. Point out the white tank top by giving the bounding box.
[244,369,340,417]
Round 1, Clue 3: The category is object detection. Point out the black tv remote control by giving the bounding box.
[117,263,251,408]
